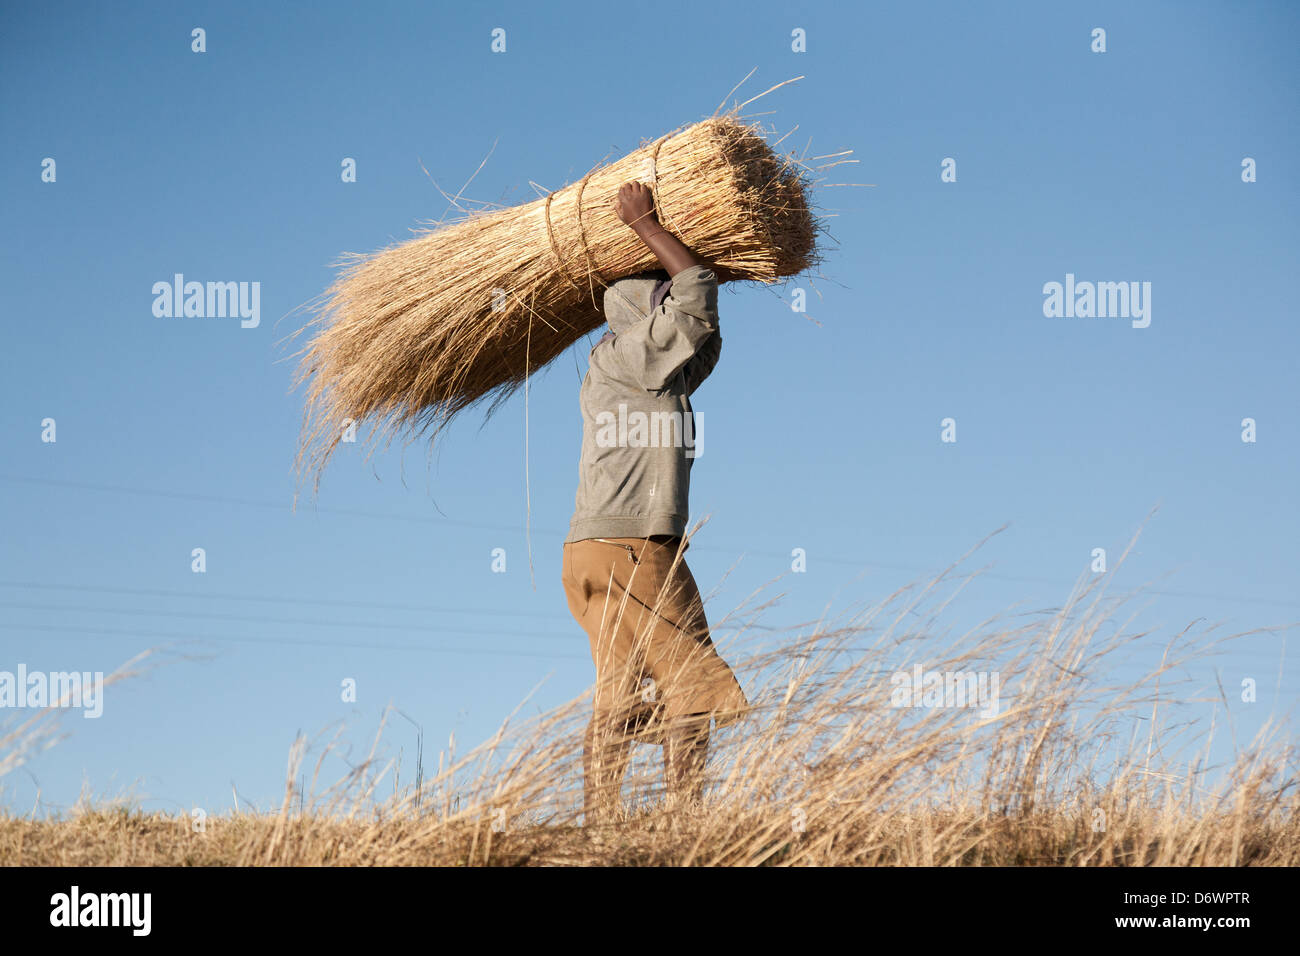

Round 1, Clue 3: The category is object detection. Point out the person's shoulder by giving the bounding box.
[587,333,621,372]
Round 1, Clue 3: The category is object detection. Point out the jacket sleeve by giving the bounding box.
[594,265,720,392]
[681,328,721,395]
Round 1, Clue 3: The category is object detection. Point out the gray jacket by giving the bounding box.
[566,264,721,542]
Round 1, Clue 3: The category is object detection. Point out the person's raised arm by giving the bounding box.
[681,327,721,395]
[614,182,700,277]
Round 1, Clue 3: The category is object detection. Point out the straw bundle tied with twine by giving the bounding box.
[292,85,841,488]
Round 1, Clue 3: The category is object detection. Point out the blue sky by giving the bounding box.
[1,0,1296,815]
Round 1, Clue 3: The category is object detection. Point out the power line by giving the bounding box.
[3,473,1297,610]
[0,581,786,634]
[0,473,533,533]
[0,579,572,621]
[0,622,588,660]
[0,600,576,641]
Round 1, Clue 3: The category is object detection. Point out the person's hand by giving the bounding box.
[615,180,701,275]
[614,181,657,230]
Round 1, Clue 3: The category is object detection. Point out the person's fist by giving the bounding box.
[614,181,657,228]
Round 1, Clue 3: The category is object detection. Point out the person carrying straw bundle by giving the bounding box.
[292,113,820,486]
[291,99,836,822]
[561,181,749,825]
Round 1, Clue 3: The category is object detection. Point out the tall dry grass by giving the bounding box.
[2,543,1294,866]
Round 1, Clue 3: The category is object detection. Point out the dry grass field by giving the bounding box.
[3,551,1295,867]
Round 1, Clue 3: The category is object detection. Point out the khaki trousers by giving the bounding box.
[562,536,749,736]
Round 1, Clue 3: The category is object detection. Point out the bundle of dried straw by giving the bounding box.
[292,112,823,485]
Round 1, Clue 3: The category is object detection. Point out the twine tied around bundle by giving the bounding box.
[543,133,682,310]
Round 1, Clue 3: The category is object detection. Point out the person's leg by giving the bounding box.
[566,539,653,826]
[640,542,750,728]
[568,537,731,819]
[599,539,731,809]
[662,712,710,807]
[583,708,636,826]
